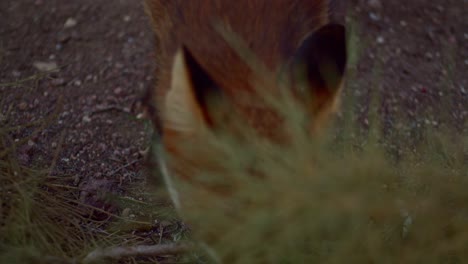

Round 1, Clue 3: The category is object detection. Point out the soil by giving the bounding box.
[0,0,467,221]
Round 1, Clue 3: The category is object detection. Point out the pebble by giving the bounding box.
[114,87,123,95]
[461,86,466,94]
[64,17,77,28]
[376,36,385,44]
[51,78,66,86]
[82,115,91,123]
[33,61,58,72]
[18,101,28,110]
[369,12,380,21]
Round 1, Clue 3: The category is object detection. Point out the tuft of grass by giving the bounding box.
[0,75,180,264]
[0,123,97,263]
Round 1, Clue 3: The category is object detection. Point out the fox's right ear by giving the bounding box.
[289,23,347,117]
[164,46,228,133]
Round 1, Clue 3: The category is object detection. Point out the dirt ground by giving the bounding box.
[0,0,466,215]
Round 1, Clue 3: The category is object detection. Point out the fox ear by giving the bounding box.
[164,46,227,132]
[290,23,347,115]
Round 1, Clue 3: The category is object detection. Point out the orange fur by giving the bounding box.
[144,0,348,205]
[144,0,344,125]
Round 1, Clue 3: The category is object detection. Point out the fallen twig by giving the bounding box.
[82,242,193,263]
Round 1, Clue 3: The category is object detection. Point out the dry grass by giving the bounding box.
[0,75,184,264]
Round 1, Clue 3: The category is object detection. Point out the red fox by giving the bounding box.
[144,0,348,245]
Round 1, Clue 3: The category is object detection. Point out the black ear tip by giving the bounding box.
[290,22,348,92]
[315,23,348,75]
[316,23,346,46]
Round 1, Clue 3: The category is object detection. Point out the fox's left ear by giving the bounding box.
[164,46,230,133]
[290,23,347,115]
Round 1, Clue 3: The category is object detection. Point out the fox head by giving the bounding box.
[157,22,347,209]
[153,21,348,260]
[162,23,347,140]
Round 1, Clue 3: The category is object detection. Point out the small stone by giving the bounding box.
[400,20,407,27]
[85,74,93,81]
[82,115,91,123]
[369,12,380,21]
[136,113,145,119]
[64,18,77,28]
[33,61,58,72]
[376,36,385,44]
[18,101,28,110]
[51,78,65,86]
[123,15,131,22]
[113,87,123,95]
